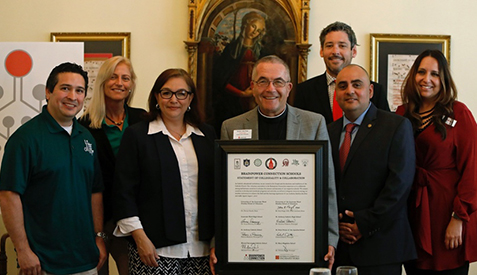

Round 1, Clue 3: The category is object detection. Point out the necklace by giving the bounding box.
[106,114,124,126]
[165,123,186,139]
[168,128,185,138]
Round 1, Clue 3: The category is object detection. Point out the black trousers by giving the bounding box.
[404,261,469,275]
[333,242,402,275]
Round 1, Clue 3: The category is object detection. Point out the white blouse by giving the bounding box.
[114,118,210,258]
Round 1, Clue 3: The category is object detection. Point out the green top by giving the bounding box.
[0,106,103,274]
[102,109,129,156]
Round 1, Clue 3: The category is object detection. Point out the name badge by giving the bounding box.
[443,116,457,127]
[233,129,252,139]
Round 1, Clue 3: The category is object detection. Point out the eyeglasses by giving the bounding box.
[254,78,289,88]
[159,89,192,100]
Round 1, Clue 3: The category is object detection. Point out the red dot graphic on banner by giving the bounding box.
[5,50,33,77]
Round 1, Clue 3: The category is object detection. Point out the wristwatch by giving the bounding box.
[96,231,108,240]
[451,212,461,220]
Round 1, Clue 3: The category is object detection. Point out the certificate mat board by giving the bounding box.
[215,140,329,275]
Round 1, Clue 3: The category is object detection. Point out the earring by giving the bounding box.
[156,104,160,110]
[129,90,132,93]
[187,106,191,112]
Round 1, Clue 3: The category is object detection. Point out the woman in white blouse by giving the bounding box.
[112,69,216,275]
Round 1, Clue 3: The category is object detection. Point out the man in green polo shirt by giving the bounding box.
[0,62,107,275]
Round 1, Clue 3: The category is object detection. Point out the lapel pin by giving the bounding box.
[368,124,372,128]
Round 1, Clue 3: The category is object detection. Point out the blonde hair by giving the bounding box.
[82,56,137,129]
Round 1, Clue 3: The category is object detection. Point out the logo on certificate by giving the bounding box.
[243,159,250,167]
[234,158,241,169]
[265,158,277,170]
[282,158,289,167]
[254,158,262,167]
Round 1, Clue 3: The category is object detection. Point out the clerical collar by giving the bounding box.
[258,105,287,119]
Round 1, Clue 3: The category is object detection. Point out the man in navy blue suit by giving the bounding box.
[327,64,416,274]
[295,22,389,124]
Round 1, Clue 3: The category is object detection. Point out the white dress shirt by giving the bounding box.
[326,72,336,111]
[114,118,210,258]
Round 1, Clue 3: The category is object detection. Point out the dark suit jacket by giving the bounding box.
[79,106,146,221]
[113,121,216,248]
[327,104,416,266]
[295,73,390,124]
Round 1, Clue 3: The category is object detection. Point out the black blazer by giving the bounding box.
[294,73,390,124]
[79,106,146,221]
[327,104,417,266]
[113,121,216,248]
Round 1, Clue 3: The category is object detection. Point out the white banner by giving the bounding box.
[0,42,83,163]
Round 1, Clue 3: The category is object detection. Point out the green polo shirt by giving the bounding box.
[0,106,103,274]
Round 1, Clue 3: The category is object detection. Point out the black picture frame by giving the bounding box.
[370,33,450,84]
[369,33,450,110]
[214,140,329,275]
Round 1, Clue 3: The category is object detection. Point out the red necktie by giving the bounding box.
[332,91,343,121]
[339,123,357,171]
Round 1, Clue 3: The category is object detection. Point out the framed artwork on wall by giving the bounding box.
[369,33,450,111]
[51,32,131,109]
[185,0,311,133]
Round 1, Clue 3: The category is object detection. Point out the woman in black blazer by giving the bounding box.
[79,56,146,275]
[112,69,216,275]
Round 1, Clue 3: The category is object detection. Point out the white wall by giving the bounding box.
[306,0,477,116]
[1,0,476,274]
[1,0,476,115]
[0,0,190,110]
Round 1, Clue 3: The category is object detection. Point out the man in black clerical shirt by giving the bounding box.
[220,55,339,270]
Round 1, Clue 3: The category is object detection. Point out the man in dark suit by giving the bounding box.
[295,21,389,124]
[327,64,416,274]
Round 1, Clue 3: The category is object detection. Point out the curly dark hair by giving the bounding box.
[319,21,358,49]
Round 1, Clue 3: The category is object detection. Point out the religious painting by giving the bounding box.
[185,0,311,133]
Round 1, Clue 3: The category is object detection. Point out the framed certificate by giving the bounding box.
[215,140,329,275]
[369,33,450,111]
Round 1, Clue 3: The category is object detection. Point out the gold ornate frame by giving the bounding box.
[185,0,311,127]
[186,0,310,81]
[51,32,131,110]
[51,32,131,58]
